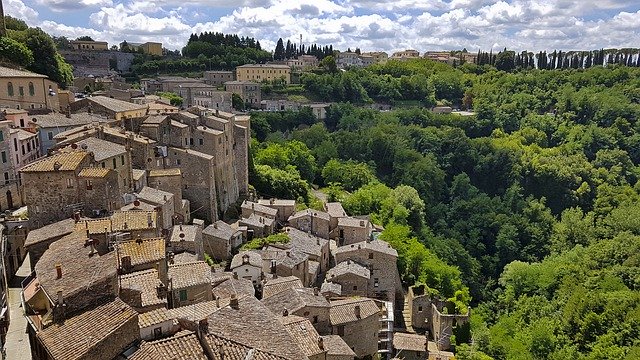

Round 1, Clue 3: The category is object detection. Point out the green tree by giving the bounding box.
[0,37,33,67]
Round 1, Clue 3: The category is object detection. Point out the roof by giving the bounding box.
[148,168,181,177]
[87,96,148,113]
[170,224,199,243]
[173,252,198,264]
[258,248,308,270]
[204,333,289,360]
[393,332,428,352]
[337,216,370,228]
[120,200,157,212]
[167,300,221,323]
[325,202,347,218]
[224,80,261,85]
[11,128,37,141]
[322,335,356,357]
[130,331,208,360]
[20,150,89,173]
[142,115,168,125]
[288,209,330,222]
[77,167,111,178]
[117,238,165,267]
[279,316,324,357]
[262,287,329,315]
[25,218,75,247]
[137,186,173,205]
[262,276,303,299]
[211,275,256,300]
[0,66,47,78]
[132,169,146,181]
[327,260,370,280]
[237,64,291,69]
[335,239,398,258]
[286,228,328,258]
[168,261,212,289]
[329,298,380,325]
[119,269,166,308]
[230,251,263,269]
[257,199,296,207]
[170,119,189,129]
[76,210,157,234]
[206,295,309,359]
[320,282,341,296]
[74,137,126,161]
[241,200,278,216]
[31,113,107,128]
[37,298,137,360]
[35,231,117,302]
[239,213,275,228]
[203,221,237,240]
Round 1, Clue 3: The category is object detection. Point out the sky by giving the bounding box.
[4,0,640,53]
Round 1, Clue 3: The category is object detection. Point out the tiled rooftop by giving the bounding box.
[24,218,75,247]
[288,209,330,222]
[0,66,47,78]
[239,213,275,228]
[325,202,347,218]
[279,315,324,357]
[130,330,208,360]
[322,335,356,357]
[35,231,117,301]
[116,237,165,267]
[327,260,370,279]
[170,224,199,243]
[37,298,137,360]
[76,210,157,234]
[230,251,263,269]
[334,239,398,257]
[119,269,167,308]
[168,261,211,289]
[74,137,126,161]
[138,186,173,205]
[329,298,380,325]
[337,216,370,228]
[211,275,256,300]
[20,150,89,173]
[286,227,328,257]
[204,333,289,360]
[87,96,148,113]
[203,221,236,240]
[77,167,111,178]
[148,168,181,177]
[262,276,303,299]
[262,287,329,315]
[393,332,428,352]
[241,200,278,216]
[320,282,342,296]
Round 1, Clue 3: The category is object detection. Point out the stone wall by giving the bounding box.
[336,314,379,358]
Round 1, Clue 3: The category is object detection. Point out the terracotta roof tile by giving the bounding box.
[37,298,137,360]
[73,137,126,161]
[117,238,165,267]
[148,168,181,177]
[20,151,89,173]
[77,167,111,178]
[230,251,262,269]
[0,66,47,78]
[322,335,356,357]
[168,261,211,289]
[130,331,208,360]
[262,288,329,316]
[262,276,303,299]
[119,269,166,308]
[334,239,397,257]
[25,218,75,247]
[329,298,380,325]
[279,316,324,357]
[393,332,428,352]
[88,96,148,113]
[327,260,370,280]
[204,333,289,360]
[241,200,278,216]
[324,202,347,218]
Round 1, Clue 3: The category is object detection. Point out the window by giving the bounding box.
[86,180,92,190]
[28,82,34,96]
[19,86,24,96]
[101,162,105,168]
[27,143,31,152]
[153,327,162,338]
[121,155,125,165]
[199,138,203,146]
[66,178,73,188]
[0,131,3,141]
[21,145,25,155]
[13,138,17,151]
[176,159,181,166]
[3,172,8,185]
[313,316,318,324]
[1,152,5,163]
[112,158,117,168]
[337,325,345,336]
[19,119,24,127]
[418,306,423,312]
[353,285,358,291]
[189,138,194,146]
[7,82,13,96]
[47,132,53,141]
[303,311,310,316]
[374,278,379,288]
[179,289,187,301]
[369,252,374,259]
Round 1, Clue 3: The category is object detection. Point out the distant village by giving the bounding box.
[0,37,471,360]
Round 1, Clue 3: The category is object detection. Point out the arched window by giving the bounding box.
[7,82,13,96]
[28,82,34,96]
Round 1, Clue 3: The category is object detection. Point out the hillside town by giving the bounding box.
[0,31,475,359]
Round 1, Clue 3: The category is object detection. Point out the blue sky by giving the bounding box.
[5,0,640,52]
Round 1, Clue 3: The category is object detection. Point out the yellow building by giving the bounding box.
[141,42,163,56]
[0,66,60,112]
[70,40,109,51]
[235,64,291,84]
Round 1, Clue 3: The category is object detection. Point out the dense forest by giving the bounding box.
[248,59,640,359]
[476,48,640,70]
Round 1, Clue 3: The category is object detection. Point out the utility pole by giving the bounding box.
[0,0,6,37]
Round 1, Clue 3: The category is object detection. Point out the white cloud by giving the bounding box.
[4,0,39,25]
[37,0,113,12]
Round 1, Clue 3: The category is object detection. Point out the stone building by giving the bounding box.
[280,315,327,360]
[77,167,123,217]
[329,298,381,358]
[325,260,370,297]
[136,186,175,230]
[0,66,60,112]
[393,332,429,360]
[70,96,148,121]
[260,248,310,286]
[258,198,296,223]
[0,119,21,210]
[239,213,275,238]
[224,81,261,108]
[74,137,132,191]
[19,150,94,226]
[70,40,109,51]
[334,239,402,302]
[262,276,303,299]
[116,237,166,274]
[331,217,372,246]
[29,112,110,156]
[235,64,291,84]
[230,251,263,286]
[262,287,331,335]
[288,209,331,240]
[119,268,167,313]
[9,127,40,170]
[203,70,235,86]
[202,220,243,261]
[168,260,213,308]
[321,335,357,360]
[23,218,75,270]
[168,223,204,258]
[32,298,138,360]
[286,227,330,274]
[241,200,278,220]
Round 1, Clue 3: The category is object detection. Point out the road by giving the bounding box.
[4,256,32,360]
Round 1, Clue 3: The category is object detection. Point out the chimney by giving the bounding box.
[55,264,62,279]
[354,305,361,319]
[213,223,218,229]
[230,294,239,310]
[136,235,143,245]
[270,198,274,205]
[53,291,66,324]
[282,309,289,316]
[360,220,365,227]
[270,259,277,276]
[242,254,249,265]
[157,260,168,287]
[147,213,153,227]
[251,203,254,210]
[121,256,132,272]
[232,272,238,279]
[216,296,220,308]
[73,211,81,222]
[318,337,324,351]
[88,239,97,256]
[313,287,319,296]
